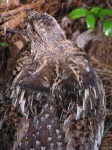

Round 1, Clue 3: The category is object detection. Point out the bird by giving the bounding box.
[0,10,106,150]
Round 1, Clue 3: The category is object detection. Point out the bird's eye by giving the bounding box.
[29,21,36,33]
[27,23,36,35]
[31,26,36,34]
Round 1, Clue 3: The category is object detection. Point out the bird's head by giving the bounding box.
[25,10,66,54]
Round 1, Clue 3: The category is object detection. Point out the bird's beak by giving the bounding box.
[24,9,39,21]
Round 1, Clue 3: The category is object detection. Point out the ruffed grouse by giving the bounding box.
[0,10,106,150]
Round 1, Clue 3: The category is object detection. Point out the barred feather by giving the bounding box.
[0,10,106,150]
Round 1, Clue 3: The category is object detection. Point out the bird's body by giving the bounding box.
[0,10,106,150]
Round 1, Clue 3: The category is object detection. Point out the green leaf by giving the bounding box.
[86,12,96,29]
[103,20,112,36]
[90,7,101,15]
[0,42,9,47]
[99,9,112,17]
[69,8,88,19]
[98,15,104,21]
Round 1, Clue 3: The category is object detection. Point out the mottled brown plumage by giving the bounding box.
[0,10,106,150]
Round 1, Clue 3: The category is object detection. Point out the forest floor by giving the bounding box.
[0,0,112,149]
